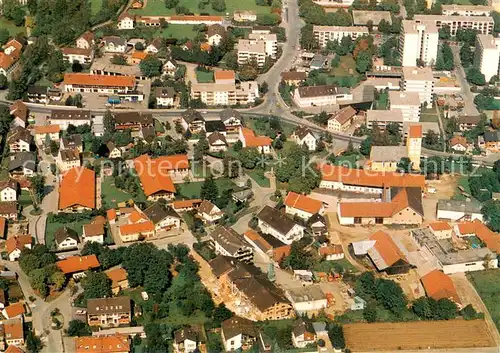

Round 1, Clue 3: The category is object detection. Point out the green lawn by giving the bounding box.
[131,0,271,16]
[0,18,25,36]
[420,114,440,123]
[101,177,135,208]
[246,168,270,187]
[196,70,215,83]
[158,24,198,40]
[331,55,357,76]
[468,269,500,331]
[19,190,33,206]
[175,178,238,199]
[90,0,103,15]
[45,220,89,250]
[314,258,359,274]
[374,91,388,110]
[334,154,363,168]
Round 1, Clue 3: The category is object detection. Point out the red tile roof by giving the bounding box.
[409,124,422,138]
[284,192,323,214]
[170,15,223,21]
[240,127,271,147]
[4,318,23,340]
[456,220,500,253]
[119,221,155,236]
[429,221,452,232]
[370,230,407,267]
[64,74,135,88]
[105,268,128,287]
[320,164,425,188]
[133,155,188,196]
[5,345,25,353]
[319,244,343,256]
[171,199,202,209]
[3,302,25,318]
[421,270,460,304]
[450,135,468,148]
[61,47,92,56]
[57,255,100,274]
[5,235,32,254]
[128,210,148,223]
[107,209,117,222]
[131,51,148,60]
[75,334,130,353]
[59,167,95,210]
[34,125,61,134]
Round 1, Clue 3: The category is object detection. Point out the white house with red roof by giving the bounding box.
[284,192,324,220]
[238,127,272,154]
[118,12,135,30]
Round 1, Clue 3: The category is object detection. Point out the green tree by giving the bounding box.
[460,304,482,320]
[300,24,319,50]
[211,0,226,11]
[467,67,486,86]
[200,177,218,202]
[0,74,7,90]
[81,271,112,301]
[363,302,378,322]
[439,25,451,40]
[212,303,233,326]
[0,29,9,45]
[327,323,345,349]
[412,297,433,319]
[374,278,407,316]
[281,239,315,270]
[482,200,500,232]
[26,331,43,353]
[397,157,412,173]
[140,55,163,77]
[238,147,261,169]
[165,0,179,8]
[360,136,372,156]
[66,320,92,336]
[193,133,209,161]
[460,44,474,68]
[355,50,372,73]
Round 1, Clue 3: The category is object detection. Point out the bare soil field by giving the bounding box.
[344,320,496,352]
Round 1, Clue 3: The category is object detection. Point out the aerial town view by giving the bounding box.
[2,0,500,350]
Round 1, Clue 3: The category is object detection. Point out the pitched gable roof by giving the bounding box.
[368,231,408,270]
[57,255,100,274]
[54,226,79,245]
[293,126,315,140]
[58,167,95,209]
[240,127,271,147]
[5,235,32,254]
[133,155,182,196]
[210,225,249,255]
[284,192,322,214]
[143,202,180,224]
[257,205,301,235]
[75,334,130,353]
[421,269,460,304]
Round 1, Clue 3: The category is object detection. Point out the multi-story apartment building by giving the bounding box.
[475,34,500,81]
[248,32,277,58]
[413,15,494,35]
[366,109,404,130]
[237,40,266,67]
[87,297,131,328]
[402,66,435,108]
[442,4,493,16]
[389,91,421,122]
[313,25,369,47]
[399,20,439,67]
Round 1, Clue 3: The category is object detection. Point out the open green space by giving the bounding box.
[330,55,356,77]
[314,258,359,273]
[101,177,136,208]
[196,70,215,83]
[468,269,500,331]
[334,154,363,168]
[45,219,89,250]
[246,168,270,187]
[19,190,33,206]
[374,91,388,110]
[420,114,440,123]
[158,24,198,40]
[0,18,25,36]
[175,178,238,199]
[130,0,271,16]
[90,0,103,15]
[452,175,472,201]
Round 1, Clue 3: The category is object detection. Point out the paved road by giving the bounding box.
[1,261,73,353]
[450,44,480,117]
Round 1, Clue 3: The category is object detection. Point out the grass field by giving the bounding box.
[334,154,362,168]
[19,191,33,206]
[314,258,359,273]
[159,24,198,39]
[45,220,89,250]
[175,178,238,199]
[101,177,135,208]
[196,70,214,83]
[331,55,356,76]
[452,175,472,201]
[374,91,388,110]
[246,168,270,187]
[469,270,500,331]
[344,320,495,351]
[90,0,103,15]
[130,0,271,16]
[0,18,25,36]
